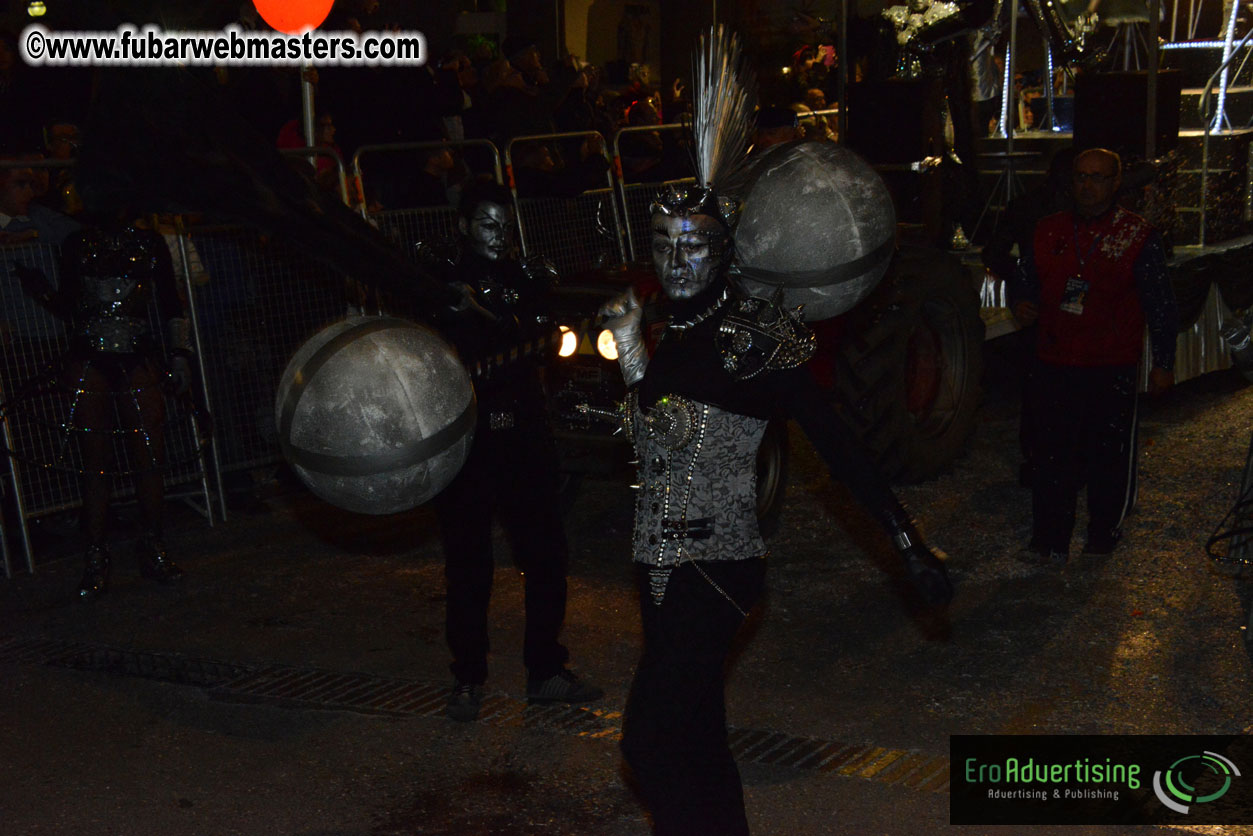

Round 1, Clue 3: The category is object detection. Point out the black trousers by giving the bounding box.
[621,558,767,836]
[434,413,570,685]
[1030,361,1139,553]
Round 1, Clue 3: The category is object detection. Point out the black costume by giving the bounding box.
[602,28,953,834]
[421,243,572,688]
[616,280,951,835]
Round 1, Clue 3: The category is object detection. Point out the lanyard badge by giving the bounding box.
[1060,275,1088,315]
[1062,221,1101,316]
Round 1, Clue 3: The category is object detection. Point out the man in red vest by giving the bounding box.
[1010,147,1178,565]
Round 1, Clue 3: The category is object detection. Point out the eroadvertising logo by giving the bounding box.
[1152,751,1240,814]
[950,735,1253,825]
[961,752,1140,803]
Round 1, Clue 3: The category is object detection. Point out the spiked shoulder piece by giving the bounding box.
[715,293,816,381]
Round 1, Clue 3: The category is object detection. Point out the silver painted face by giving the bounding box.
[464,201,513,261]
[650,213,725,301]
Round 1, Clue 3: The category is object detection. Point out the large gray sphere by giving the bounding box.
[276,316,475,514]
[728,141,896,321]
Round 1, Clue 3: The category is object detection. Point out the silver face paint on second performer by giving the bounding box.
[465,201,513,261]
[650,213,726,301]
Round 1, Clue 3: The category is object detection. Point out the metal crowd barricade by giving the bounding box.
[795,107,839,141]
[185,224,350,480]
[611,123,696,263]
[352,140,503,278]
[353,139,503,213]
[0,239,214,575]
[278,146,352,207]
[169,219,227,520]
[506,131,626,277]
[369,205,461,271]
[0,241,65,575]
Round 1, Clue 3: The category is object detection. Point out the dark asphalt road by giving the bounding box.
[2,359,1253,835]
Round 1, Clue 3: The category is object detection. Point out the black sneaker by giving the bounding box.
[1082,534,1121,556]
[446,681,483,722]
[526,669,604,705]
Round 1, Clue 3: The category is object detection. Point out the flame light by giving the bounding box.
[597,329,618,361]
[558,326,578,357]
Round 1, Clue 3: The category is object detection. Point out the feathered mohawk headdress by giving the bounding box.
[651,25,757,231]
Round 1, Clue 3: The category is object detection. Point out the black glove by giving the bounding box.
[446,282,501,323]
[889,519,954,606]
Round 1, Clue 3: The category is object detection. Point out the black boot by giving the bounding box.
[884,514,954,606]
[78,544,110,600]
[136,532,183,583]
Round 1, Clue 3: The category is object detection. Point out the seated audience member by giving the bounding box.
[389,145,459,209]
[753,106,803,151]
[791,104,828,142]
[481,42,591,146]
[0,162,81,245]
[474,57,539,146]
[803,87,829,112]
[276,109,345,198]
[512,139,610,198]
[44,118,81,161]
[594,89,630,141]
[801,88,837,140]
[618,98,690,182]
[33,119,83,215]
[20,151,50,205]
[621,62,660,118]
[554,56,602,138]
[504,37,550,91]
[439,50,478,141]
[617,99,666,181]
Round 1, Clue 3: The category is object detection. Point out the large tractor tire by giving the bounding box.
[833,246,985,483]
[756,418,789,540]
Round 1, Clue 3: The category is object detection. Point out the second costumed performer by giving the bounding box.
[599,27,955,836]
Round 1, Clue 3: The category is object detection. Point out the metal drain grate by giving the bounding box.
[0,634,948,793]
[0,635,256,687]
[727,733,950,793]
[212,663,627,736]
[216,665,452,716]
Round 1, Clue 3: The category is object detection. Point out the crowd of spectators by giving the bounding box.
[289,32,705,209]
[242,13,842,211]
[0,5,846,226]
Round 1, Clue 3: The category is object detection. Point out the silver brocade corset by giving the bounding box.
[630,394,768,567]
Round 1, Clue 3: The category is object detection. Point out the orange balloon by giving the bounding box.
[252,0,335,34]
